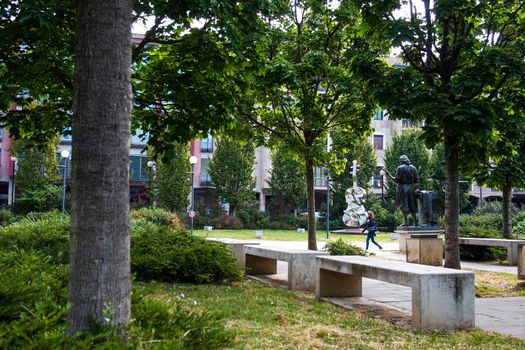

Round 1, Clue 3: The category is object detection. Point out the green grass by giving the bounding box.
[138,279,525,349]
[193,229,393,244]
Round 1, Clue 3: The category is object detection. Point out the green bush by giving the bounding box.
[0,209,16,226]
[237,205,267,229]
[214,213,243,229]
[0,211,70,264]
[324,238,366,256]
[471,201,519,216]
[12,184,64,214]
[131,225,242,284]
[368,203,402,231]
[513,221,525,237]
[268,221,294,230]
[0,248,233,349]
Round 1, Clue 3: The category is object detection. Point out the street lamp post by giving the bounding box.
[380,169,385,202]
[60,150,70,214]
[10,156,17,205]
[146,160,156,207]
[189,156,198,234]
[326,170,330,239]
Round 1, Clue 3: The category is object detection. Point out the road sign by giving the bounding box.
[188,210,196,218]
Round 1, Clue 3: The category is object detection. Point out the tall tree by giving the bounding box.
[208,138,256,216]
[268,145,307,216]
[245,0,382,250]
[472,95,525,238]
[68,0,134,333]
[154,142,191,212]
[355,0,525,268]
[11,135,61,190]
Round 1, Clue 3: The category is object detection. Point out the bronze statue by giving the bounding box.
[384,155,419,227]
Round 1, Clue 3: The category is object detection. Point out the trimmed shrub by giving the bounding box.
[268,221,294,230]
[131,225,242,284]
[12,184,63,214]
[0,209,16,226]
[0,211,70,264]
[324,238,366,256]
[214,214,243,229]
[0,248,233,349]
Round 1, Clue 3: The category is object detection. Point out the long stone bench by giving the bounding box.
[244,245,328,291]
[458,237,525,265]
[315,256,475,330]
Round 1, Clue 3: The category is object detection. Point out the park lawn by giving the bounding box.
[138,279,525,350]
[193,229,392,244]
[474,270,525,298]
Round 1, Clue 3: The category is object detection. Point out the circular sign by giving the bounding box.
[188,210,196,218]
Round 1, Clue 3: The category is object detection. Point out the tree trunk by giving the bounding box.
[502,177,512,239]
[68,0,134,334]
[305,157,317,250]
[443,132,461,269]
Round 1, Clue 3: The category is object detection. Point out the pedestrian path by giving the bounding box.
[250,239,525,340]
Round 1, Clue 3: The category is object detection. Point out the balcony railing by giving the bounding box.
[199,173,213,186]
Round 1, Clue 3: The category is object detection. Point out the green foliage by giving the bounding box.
[471,201,520,216]
[11,136,62,190]
[513,221,525,237]
[368,202,402,232]
[0,209,16,226]
[268,145,306,213]
[324,238,366,256]
[131,207,182,229]
[154,142,192,212]
[12,184,64,214]
[0,211,70,265]
[236,205,268,229]
[131,226,242,284]
[208,138,256,214]
[0,249,233,349]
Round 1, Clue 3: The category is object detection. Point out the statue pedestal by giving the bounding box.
[396,227,444,253]
[406,235,443,266]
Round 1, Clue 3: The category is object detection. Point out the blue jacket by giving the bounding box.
[362,218,378,234]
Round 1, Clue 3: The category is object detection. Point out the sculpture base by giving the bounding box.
[396,228,444,253]
[406,237,443,266]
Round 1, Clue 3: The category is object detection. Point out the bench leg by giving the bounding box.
[288,256,319,292]
[315,268,362,300]
[519,245,525,280]
[245,254,277,275]
[508,245,518,266]
[412,274,475,330]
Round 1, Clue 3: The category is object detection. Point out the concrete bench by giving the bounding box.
[244,245,328,291]
[458,237,525,265]
[206,238,260,267]
[315,256,475,330]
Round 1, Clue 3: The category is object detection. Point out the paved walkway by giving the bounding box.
[247,239,525,340]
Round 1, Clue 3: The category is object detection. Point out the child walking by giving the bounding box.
[362,211,382,250]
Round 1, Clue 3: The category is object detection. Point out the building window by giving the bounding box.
[130,156,150,181]
[201,135,214,153]
[373,110,384,120]
[373,135,383,150]
[199,158,213,186]
[401,119,421,128]
[314,167,326,186]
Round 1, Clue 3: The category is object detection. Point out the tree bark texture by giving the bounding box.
[502,178,512,239]
[443,132,461,269]
[69,0,134,334]
[305,158,317,250]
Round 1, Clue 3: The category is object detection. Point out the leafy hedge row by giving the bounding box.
[0,209,240,348]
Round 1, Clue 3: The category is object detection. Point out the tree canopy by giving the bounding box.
[354,0,525,268]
